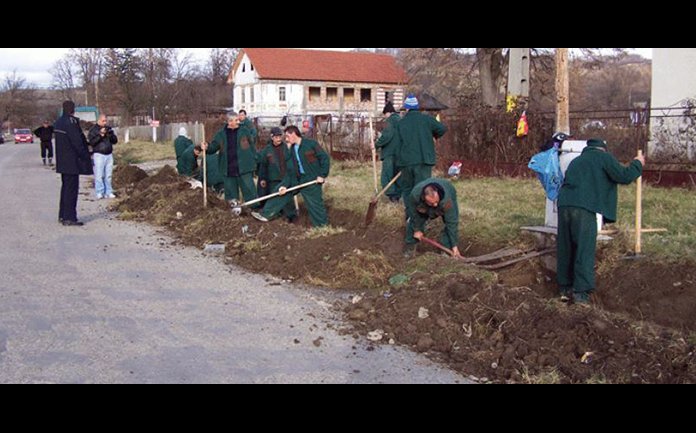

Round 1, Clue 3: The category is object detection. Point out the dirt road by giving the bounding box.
[0,144,467,383]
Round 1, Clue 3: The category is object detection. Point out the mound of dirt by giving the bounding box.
[114,167,696,383]
[113,165,148,190]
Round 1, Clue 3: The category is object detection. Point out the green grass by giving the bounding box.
[114,140,176,165]
[329,161,696,264]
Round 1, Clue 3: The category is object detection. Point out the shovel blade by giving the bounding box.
[364,200,378,226]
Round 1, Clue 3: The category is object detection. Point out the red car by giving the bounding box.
[14,129,34,144]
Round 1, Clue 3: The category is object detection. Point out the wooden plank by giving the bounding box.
[478,248,555,271]
[461,247,528,264]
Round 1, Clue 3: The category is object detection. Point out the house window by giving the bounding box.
[250,86,255,103]
[361,88,372,103]
[327,87,338,102]
[344,88,355,104]
[279,86,286,102]
[251,63,254,71]
[309,87,321,102]
[241,87,245,104]
[242,63,246,73]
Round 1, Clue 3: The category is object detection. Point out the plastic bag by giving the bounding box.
[448,161,463,178]
[528,146,563,201]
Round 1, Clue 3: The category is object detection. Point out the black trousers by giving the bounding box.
[40,141,54,159]
[59,174,79,222]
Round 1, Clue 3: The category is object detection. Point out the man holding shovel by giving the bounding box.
[252,126,330,227]
[374,101,402,203]
[557,139,645,304]
[256,127,296,222]
[404,178,461,259]
[202,112,258,208]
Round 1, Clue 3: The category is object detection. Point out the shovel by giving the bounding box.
[231,180,319,216]
[365,172,402,226]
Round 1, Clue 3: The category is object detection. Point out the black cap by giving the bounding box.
[271,127,283,136]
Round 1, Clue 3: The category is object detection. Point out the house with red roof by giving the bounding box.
[227,48,409,119]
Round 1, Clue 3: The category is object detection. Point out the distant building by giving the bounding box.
[650,48,696,162]
[227,48,409,120]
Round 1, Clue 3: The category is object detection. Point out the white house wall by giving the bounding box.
[650,48,696,162]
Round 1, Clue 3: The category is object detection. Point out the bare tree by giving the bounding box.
[68,48,105,106]
[50,58,76,100]
[207,48,239,84]
[0,72,38,129]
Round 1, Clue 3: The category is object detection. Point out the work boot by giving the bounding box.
[251,212,269,223]
[402,244,417,259]
[48,158,53,166]
[560,287,572,303]
[43,158,47,166]
[572,291,591,305]
[62,220,84,227]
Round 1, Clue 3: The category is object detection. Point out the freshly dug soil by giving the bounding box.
[114,166,696,383]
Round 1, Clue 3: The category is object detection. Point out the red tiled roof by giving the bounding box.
[232,48,409,85]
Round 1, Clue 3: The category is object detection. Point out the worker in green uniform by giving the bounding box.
[404,178,461,259]
[374,101,402,202]
[557,139,645,304]
[239,109,258,148]
[396,94,447,203]
[252,125,330,227]
[175,127,194,175]
[202,111,258,206]
[256,127,296,221]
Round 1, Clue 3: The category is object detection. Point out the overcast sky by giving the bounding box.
[0,48,653,89]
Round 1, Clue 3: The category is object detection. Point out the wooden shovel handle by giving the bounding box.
[372,172,402,202]
[419,236,455,256]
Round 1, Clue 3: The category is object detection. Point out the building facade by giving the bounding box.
[228,49,408,121]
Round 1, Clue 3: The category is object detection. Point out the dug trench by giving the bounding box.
[113,165,696,384]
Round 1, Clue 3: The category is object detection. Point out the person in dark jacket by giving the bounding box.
[202,111,258,205]
[404,178,461,258]
[54,100,92,226]
[396,94,448,203]
[34,120,54,166]
[374,102,402,202]
[253,125,330,227]
[256,127,296,221]
[88,115,118,199]
[557,139,645,304]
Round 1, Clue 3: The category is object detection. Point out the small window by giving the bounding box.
[241,87,245,104]
[242,63,246,73]
[361,88,372,103]
[344,88,355,104]
[309,87,321,102]
[251,63,254,71]
[327,87,338,102]
[279,86,286,102]
[250,87,255,103]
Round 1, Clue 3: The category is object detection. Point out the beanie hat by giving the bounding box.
[270,127,283,136]
[178,127,188,137]
[403,94,419,110]
[587,139,608,149]
[383,101,396,114]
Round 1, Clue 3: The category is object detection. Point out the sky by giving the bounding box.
[0,48,654,89]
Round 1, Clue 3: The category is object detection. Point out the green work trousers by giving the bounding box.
[263,175,327,227]
[224,173,257,203]
[399,164,432,203]
[557,206,598,296]
[381,156,401,200]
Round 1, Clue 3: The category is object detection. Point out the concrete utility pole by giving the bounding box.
[507,48,530,99]
[555,48,570,134]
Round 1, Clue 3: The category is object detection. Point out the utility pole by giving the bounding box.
[507,48,530,101]
[555,48,570,134]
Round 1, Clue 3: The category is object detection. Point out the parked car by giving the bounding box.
[14,129,34,144]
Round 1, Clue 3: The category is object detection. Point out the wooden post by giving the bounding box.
[635,150,643,254]
[555,48,570,134]
[202,123,207,209]
[369,116,378,194]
